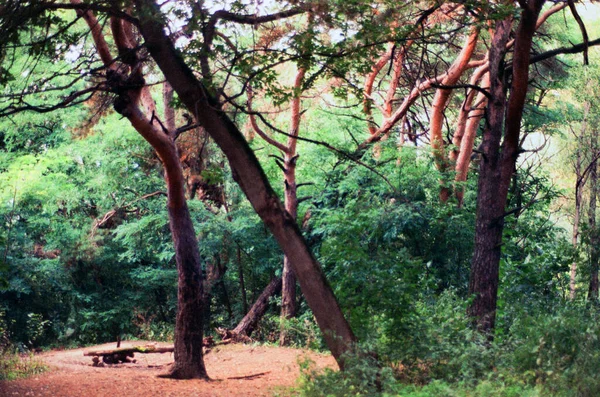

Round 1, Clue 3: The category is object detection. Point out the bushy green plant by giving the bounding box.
[394,290,495,384]
[0,347,47,381]
[295,348,397,397]
[132,311,174,342]
[391,380,540,397]
[278,310,326,351]
[508,304,600,396]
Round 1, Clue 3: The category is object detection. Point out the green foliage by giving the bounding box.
[0,349,48,381]
[509,304,600,397]
[308,144,476,351]
[294,349,397,397]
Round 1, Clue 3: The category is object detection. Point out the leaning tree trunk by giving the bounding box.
[73,2,208,379]
[136,1,356,369]
[234,277,282,337]
[468,1,544,335]
[128,109,208,379]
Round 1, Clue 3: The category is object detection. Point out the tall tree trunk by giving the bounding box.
[280,151,299,324]
[280,67,305,344]
[73,1,208,379]
[589,127,599,300]
[571,175,582,300]
[468,0,544,335]
[128,110,208,379]
[467,17,512,334]
[571,103,591,299]
[136,1,356,369]
[166,192,208,379]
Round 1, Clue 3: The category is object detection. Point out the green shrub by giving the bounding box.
[0,347,48,381]
[395,290,496,384]
[508,304,600,396]
[294,347,397,397]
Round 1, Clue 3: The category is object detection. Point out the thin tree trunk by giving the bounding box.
[571,103,591,299]
[280,67,305,344]
[454,72,490,206]
[589,126,599,300]
[571,152,583,300]
[429,26,479,202]
[280,153,298,324]
[136,2,356,369]
[237,246,248,314]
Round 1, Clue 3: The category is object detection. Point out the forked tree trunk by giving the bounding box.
[128,109,208,379]
[136,1,356,369]
[73,1,208,379]
[468,0,544,334]
[280,67,305,344]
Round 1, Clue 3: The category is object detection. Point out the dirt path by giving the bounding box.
[0,341,336,396]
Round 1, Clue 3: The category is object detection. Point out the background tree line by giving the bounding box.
[1,0,600,394]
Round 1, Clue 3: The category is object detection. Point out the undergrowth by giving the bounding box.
[0,348,48,381]
[287,292,600,397]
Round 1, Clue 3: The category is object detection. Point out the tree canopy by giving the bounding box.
[2,0,600,394]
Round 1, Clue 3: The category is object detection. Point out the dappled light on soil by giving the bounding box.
[0,341,335,397]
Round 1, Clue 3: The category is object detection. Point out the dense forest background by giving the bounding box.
[2,0,600,395]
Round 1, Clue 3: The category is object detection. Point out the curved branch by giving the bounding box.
[566,0,588,64]
[246,86,290,153]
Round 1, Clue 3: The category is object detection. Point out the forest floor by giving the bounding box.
[0,340,336,396]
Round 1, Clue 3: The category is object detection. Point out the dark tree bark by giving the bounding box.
[233,277,282,337]
[70,1,209,379]
[135,0,356,369]
[237,247,248,314]
[468,0,545,334]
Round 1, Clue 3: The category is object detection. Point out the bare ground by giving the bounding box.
[0,341,336,397]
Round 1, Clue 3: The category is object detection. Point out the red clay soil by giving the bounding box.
[0,341,336,397]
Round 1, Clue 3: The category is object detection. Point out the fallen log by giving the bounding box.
[84,345,174,357]
[84,337,215,366]
[84,345,174,365]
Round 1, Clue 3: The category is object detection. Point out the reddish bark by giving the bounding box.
[247,65,305,343]
[429,26,480,202]
[279,67,306,344]
[364,44,394,136]
[453,71,490,206]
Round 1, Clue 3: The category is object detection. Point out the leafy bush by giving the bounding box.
[0,347,47,381]
[508,304,600,396]
[294,349,397,397]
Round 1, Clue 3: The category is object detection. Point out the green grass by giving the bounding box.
[0,348,48,381]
